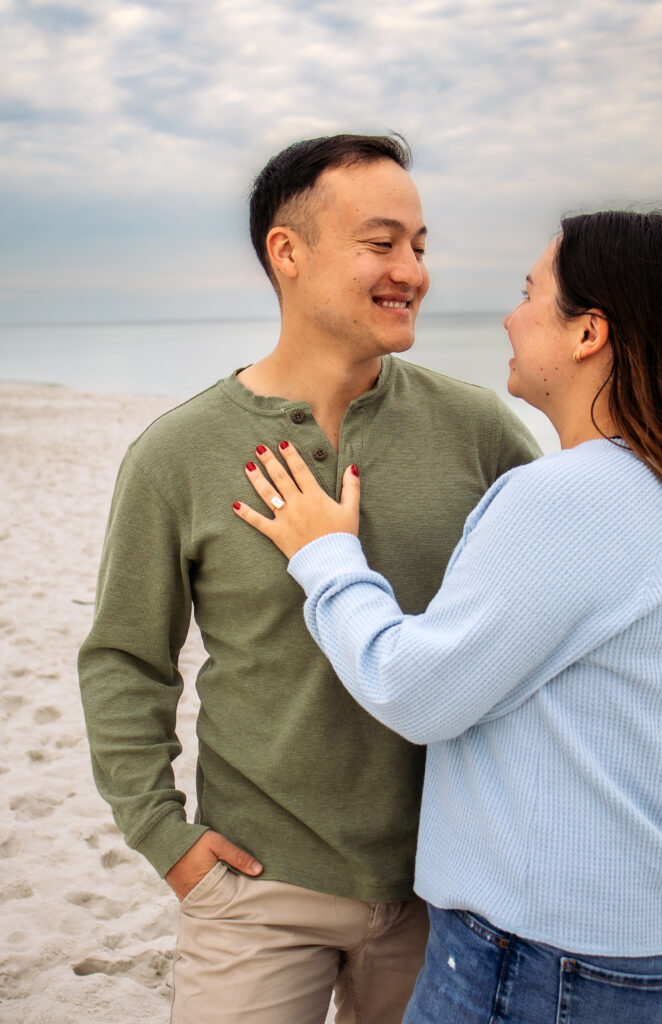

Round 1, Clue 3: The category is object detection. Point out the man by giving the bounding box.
[79,134,540,1024]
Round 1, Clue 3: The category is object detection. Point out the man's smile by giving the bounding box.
[373,297,411,309]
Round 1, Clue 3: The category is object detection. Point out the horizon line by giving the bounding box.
[0,310,506,330]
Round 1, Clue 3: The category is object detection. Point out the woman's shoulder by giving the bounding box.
[500,438,652,491]
[467,439,662,540]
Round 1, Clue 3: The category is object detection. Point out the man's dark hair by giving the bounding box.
[249,133,412,290]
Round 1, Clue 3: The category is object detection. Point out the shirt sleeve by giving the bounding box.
[78,448,208,876]
[288,453,656,744]
[494,394,543,477]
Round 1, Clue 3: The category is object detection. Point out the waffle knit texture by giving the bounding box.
[78,356,540,896]
[289,439,662,953]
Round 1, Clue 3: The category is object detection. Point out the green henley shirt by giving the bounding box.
[78,355,541,901]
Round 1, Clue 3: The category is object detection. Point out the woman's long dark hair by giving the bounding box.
[554,210,662,482]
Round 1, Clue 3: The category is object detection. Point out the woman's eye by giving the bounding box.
[520,289,530,301]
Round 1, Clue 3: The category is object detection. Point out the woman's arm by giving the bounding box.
[234,442,656,744]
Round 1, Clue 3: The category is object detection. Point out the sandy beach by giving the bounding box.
[0,381,340,1023]
[0,383,205,1023]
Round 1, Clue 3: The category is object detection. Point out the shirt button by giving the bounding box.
[313,447,328,461]
[290,409,306,424]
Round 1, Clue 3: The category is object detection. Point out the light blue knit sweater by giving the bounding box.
[289,440,662,955]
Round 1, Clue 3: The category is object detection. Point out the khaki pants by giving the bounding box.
[171,864,429,1024]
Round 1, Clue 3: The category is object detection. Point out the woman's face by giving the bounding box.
[504,240,577,413]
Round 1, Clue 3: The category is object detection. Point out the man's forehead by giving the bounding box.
[317,162,425,230]
[356,216,427,237]
[320,158,413,192]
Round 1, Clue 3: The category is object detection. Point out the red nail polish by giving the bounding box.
[256,445,267,455]
[233,501,241,510]
[279,440,289,450]
[246,461,257,472]
[351,464,359,477]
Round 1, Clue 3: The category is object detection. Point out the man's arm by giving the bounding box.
[79,448,261,892]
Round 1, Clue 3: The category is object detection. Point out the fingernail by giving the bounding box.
[256,445,267,455]
[251,860,263,873]
[279,440,289,450]
[351,464,359,477]
[246,461,257,472]
[233,501,241,510]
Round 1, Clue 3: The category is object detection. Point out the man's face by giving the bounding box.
[293,158,430,359]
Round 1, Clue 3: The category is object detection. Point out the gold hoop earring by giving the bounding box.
[572,350,583,364]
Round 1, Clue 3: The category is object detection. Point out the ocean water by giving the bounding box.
[0,314,556,451]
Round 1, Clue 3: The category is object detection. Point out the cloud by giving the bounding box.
[4,0,661,193]
[1,0,661,318]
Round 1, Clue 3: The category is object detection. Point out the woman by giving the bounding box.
[233,211,662,1022]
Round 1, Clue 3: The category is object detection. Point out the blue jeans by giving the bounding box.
[402,906,662,1023]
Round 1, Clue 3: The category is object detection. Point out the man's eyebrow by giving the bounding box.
[526,274,534,284]
[357,217,428,236]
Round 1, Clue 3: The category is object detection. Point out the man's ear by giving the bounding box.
[266,226,300,281]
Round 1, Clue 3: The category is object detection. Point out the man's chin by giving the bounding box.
[384,333,416,355]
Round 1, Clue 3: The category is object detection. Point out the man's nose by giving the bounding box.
[389,246,424,287]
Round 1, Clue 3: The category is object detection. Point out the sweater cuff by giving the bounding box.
[288,533,368,595]
[133,812,210,878]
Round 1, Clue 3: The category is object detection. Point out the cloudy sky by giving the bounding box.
[2,0,661,322]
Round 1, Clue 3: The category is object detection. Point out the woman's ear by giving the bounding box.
[266,226,300,282]
[575,311,611,361]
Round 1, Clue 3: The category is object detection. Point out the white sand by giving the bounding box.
[0,383,204,1022]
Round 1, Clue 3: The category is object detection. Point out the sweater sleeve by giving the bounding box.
[78,449,208,876]
[288,449,659,744]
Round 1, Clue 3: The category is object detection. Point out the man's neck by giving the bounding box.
[237,339,383,452]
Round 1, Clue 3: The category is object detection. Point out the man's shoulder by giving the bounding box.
[390,358,541,467]
[128,379,229,457]
[391,357,503,417]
